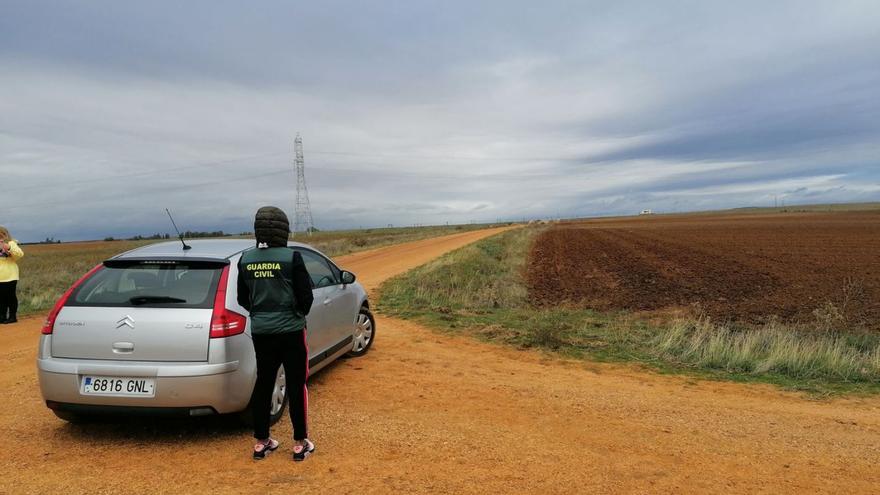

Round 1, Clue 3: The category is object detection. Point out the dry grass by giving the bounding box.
[381,227,532,311]
[17,240,154,316]
[653,316,880,382]
[16,224,500,317]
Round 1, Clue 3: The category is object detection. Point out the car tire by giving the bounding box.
[347,305,375,357]
[240,365,289,427]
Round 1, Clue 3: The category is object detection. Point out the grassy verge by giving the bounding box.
[378,228,880,395]
[16,223,503,318]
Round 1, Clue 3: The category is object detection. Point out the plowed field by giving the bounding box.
[528,211,880,327]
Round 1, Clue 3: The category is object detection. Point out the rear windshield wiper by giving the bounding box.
[129,296,187,305]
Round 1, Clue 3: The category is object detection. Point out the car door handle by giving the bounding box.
[323,298,332,306]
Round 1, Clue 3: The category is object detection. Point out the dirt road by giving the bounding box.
[1,227,879,494]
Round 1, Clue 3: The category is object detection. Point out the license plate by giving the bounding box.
[80,376,156,397]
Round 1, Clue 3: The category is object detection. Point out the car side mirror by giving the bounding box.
[340,271,356,285]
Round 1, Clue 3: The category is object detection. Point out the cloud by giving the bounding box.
[1,1,879,241]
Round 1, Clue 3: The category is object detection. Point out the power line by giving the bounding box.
[5,167,294,213]
[312,164,570,181]
[10,151,288,193]
[6,145,603,212]
[306,149,571,162]
[8,161,586,212]
[8,149,579,196]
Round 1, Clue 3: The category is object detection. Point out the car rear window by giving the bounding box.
[67,261,224,309]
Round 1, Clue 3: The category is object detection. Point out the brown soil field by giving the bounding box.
[2,226,880,494]
[528,211,880,327]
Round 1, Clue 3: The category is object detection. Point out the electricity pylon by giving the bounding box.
[293,133,314,236]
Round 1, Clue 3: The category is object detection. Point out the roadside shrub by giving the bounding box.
[812,302,845,332]
[521,311,571,350]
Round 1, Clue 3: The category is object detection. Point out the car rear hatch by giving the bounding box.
[51,258,228,362]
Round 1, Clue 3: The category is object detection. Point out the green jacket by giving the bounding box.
[236,247,314,335]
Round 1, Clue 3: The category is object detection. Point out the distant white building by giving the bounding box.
[639,209,654,215]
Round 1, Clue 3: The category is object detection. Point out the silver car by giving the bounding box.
[36,239,375,424]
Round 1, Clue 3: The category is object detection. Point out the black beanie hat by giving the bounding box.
[254,206,290,247]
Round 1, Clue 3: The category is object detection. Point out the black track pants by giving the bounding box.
[0,281,17,321]
[251,330,309,441]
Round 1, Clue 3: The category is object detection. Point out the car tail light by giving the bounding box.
[42,264,104,335]
[210,265,246,338]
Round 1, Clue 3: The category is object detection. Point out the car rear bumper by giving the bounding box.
[45,401,218,418]
[37,357,254,415]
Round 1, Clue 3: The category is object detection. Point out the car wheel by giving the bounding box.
[240,365,289,427]
[348,306,375,357]
[268,365,289,425]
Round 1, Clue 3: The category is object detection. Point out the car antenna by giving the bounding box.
[165,208,192,251]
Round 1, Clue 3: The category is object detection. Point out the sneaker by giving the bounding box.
[253,438,279,460]
[292,439,315,462]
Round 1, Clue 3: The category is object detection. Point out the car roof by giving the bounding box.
[112,239,320,261]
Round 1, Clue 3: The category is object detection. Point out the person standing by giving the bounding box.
[0,227,24,324]
[236,207,316,461]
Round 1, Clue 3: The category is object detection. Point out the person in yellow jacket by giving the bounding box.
[0,226,24,324]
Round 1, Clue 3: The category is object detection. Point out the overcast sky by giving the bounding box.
[2,1,878,242]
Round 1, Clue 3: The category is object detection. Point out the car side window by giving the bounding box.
[296,249,338,289]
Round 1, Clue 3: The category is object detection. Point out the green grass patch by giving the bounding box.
[378,227,880,395]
